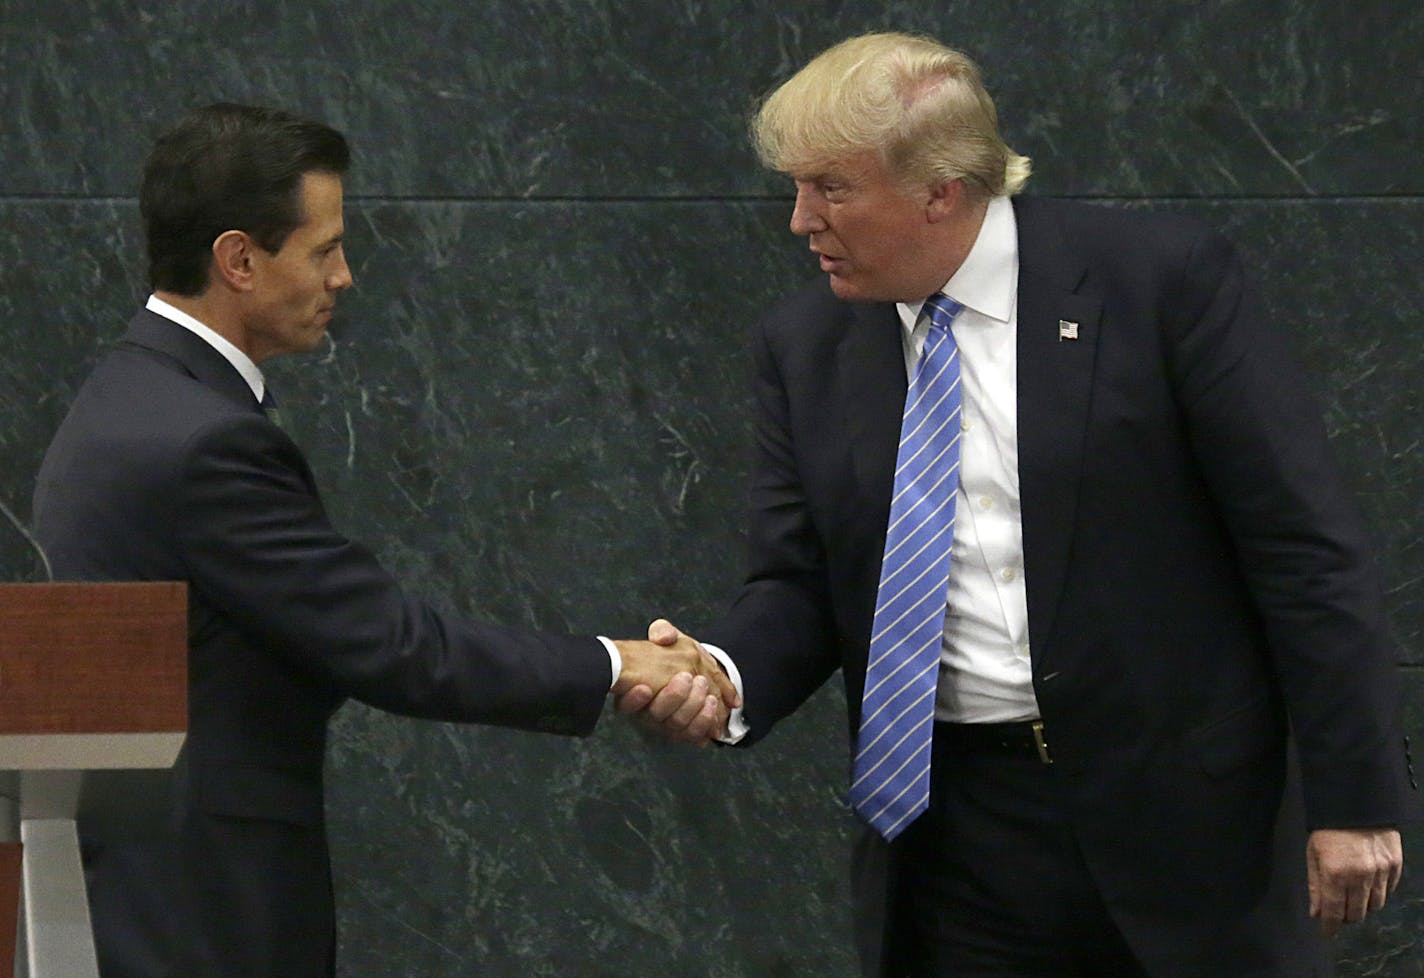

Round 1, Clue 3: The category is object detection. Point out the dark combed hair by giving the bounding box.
[140,103,350,296]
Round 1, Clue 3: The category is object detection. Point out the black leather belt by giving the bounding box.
[935,720,1053,765]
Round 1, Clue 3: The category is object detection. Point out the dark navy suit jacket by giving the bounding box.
[703,196,1416,977]
[33,309,612,977]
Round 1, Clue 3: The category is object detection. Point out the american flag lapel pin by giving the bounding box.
[1058,319,1079,342]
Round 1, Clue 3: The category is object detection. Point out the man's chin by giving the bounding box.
[292,326,329,354]
[826,274,861,300]
[827,274,892,303]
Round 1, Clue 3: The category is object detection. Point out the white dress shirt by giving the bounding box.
[713,194,1039,740]
[147,294,267,403]
[896,195,1039,723]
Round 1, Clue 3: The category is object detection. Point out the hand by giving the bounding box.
[1307,827,1403,936]
[612,622,739,746]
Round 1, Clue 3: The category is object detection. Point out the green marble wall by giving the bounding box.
[1,2,1419,974]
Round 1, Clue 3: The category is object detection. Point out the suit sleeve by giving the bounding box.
[1163,227,1411,827]
[170,415,611,735]
[702,315,842,745]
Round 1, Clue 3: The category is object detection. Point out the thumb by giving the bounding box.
[648,618,681,646]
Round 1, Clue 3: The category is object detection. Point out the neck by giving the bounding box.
[153,289,256,362]
[940,195,989,280]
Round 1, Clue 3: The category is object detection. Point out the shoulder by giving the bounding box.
[1015,195,1243,304]
[1016,195,1216,242]
[762,276,846,328]
[47,346,292,489]
[757,276,872,355]
[35,347,296,575]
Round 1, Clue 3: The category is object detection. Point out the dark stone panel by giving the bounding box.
[985,1,1424,197]
[0,199,145,583]
[1,0,1419,198]
[0,196,1418,973]
[325,691,858,978]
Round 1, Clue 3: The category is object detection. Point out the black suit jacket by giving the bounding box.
[33,310,613,978]
[703,197,1415,977]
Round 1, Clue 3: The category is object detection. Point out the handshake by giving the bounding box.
[609,618,737,746]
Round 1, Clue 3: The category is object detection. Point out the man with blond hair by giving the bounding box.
[631,31,1415,977]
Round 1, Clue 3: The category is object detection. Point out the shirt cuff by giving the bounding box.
[699,642,749,744]
[596,636,621,691]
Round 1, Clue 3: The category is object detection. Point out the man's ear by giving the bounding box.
[211,230,258,292]
[925,178,966,223]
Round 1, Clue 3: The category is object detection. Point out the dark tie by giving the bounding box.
[259,389,284,430]
[849,293,964,840]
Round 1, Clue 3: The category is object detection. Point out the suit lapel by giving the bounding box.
[830,202,1102,676]
[840,301,907,517]
[1013,198,1102,671]
[120,308,264,414]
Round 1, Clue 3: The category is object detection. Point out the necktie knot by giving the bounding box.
[924,293,963,334]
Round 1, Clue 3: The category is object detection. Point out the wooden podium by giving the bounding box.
[0,583,186,978]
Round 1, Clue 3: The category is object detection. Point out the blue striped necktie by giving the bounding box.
[849,293,963,840]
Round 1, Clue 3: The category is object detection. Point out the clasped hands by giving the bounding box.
[612,618,731,746]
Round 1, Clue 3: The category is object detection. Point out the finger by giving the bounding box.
[645,674,694,722]
[1315,879,1346,936]
[615,684,655,715]
[1344,884,1367,924]
[648,618,681,645]
[667,675,711,729]
[1354,881,1375,923]
[1367,876,1388,913]
[680,696,724,747]
[1372,851,1399,911]
[1317,897,1344,937]
[1387,839,1404,894]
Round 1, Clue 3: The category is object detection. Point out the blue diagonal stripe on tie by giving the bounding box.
[849,293,964,840]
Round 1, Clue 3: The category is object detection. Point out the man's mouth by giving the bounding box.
[816,252,845,273]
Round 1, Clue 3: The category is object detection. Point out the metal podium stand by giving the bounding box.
[0,582,186,978]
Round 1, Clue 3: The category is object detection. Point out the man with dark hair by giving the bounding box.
[33,102,735,978]
[141,103,354,296]
[631,33,1416,977]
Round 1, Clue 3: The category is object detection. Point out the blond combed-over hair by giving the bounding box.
[752,32,1031,197]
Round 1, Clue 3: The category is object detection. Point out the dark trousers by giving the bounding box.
[894,722,1149,978]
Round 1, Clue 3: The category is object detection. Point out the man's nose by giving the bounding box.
[789,186,825,236]
[330,249,353,291]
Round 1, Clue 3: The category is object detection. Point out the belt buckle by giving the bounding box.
[1031,720,1053,765]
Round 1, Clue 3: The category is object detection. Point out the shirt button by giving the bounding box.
[978,496,994,510]
[961,418,971,431]
[1001,567,1017,583]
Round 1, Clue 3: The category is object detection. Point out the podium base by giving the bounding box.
[18,820,97,978]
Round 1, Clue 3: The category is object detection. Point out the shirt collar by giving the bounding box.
[145,294,266,403]
[897,194,1019,331]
